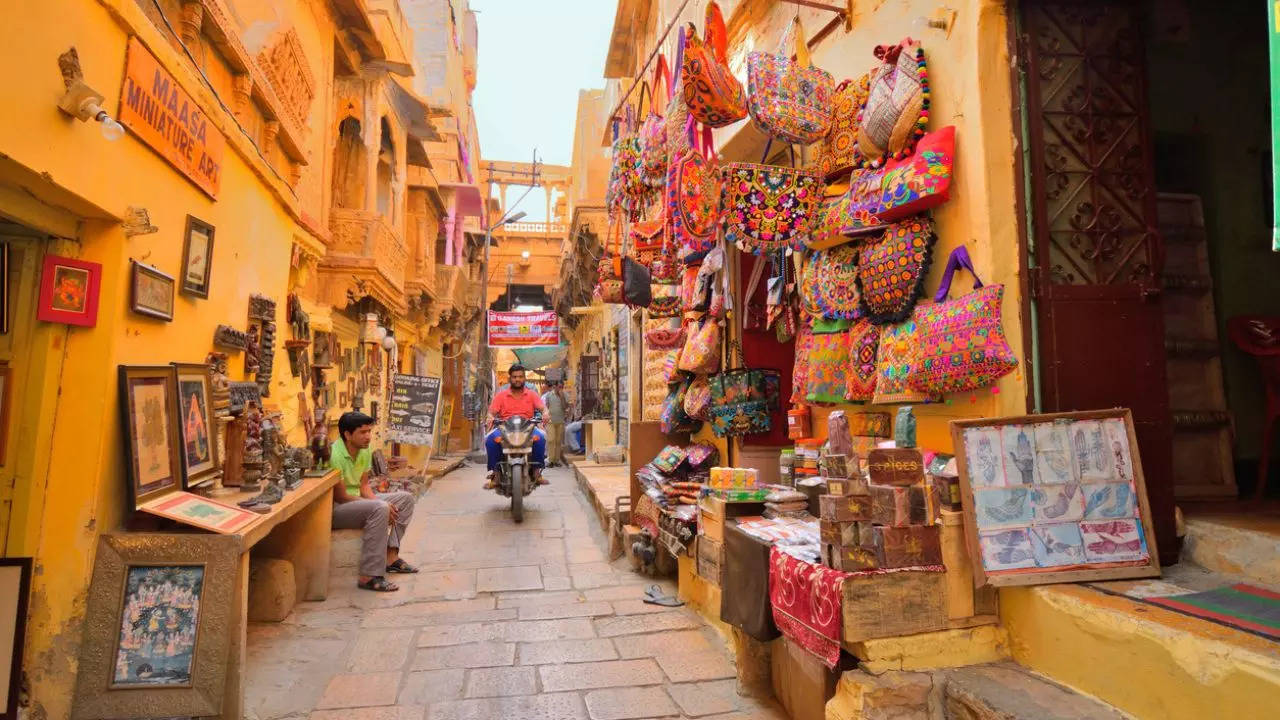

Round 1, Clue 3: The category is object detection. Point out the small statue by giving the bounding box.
[282,447,306,490]
[207,352,231,412]
[244,325,261,375]
[243,402,263,460]
[894,407,917,449]
[261,414,286,476]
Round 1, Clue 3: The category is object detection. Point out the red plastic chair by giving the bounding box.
[1226,316,1280,501]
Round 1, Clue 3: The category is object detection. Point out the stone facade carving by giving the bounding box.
[257,28,316,132]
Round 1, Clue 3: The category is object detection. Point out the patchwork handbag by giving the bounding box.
[721,143,822,255]
[804,318,854,404]
[790,316,815,405]
[845,319,881,401]
[677,318,722,374]
[660,378,701,434]
[684,375,712,420]
[681,3,748,128]
[708,365,782,438]
[856,38,929,167]
[910,246,1018,394]
[652,444,687,473]
[816,74,871,179]
[667,126,721,264]
[856,217,937,324]
[747,17,835,145]
[872,311,936,405]
[639,58,673,190]
[847,126,955,224]
[804,242,864,320]
[630,218,666,268]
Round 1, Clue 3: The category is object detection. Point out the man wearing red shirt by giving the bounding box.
[485,364,549,488]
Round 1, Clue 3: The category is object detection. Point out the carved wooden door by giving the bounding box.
[1021,0,1176,558]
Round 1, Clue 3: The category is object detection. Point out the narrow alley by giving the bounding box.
[243,463,788,720]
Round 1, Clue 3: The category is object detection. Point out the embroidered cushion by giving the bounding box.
[846,319,881,401]
[847,126,954,224]
[805,242,863,320]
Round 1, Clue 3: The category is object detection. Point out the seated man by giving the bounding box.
[484,364,548,488]
[330,411,418,592]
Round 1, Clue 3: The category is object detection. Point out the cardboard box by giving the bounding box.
[696,535,724,586]
[819,520,861,546]
[868,483,927,527]
[771,636,844,720]
[825,476,869,497]
[866,448,925,486]
[818,494,873,522]
[869,524,943,569]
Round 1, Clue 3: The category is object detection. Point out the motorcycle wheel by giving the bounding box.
[510,464,524,523]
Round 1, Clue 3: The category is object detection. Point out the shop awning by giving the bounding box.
[389,78,443,143]
[513,342,570,371]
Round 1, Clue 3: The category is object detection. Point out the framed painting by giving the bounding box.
[130,261,175,321]
[951,409,1161,588]
[0,363,10,467]
[118,366,184,509]
[0,243,8,334]
[137,491,259,535]
[180,216,215,298]
[171,363,220,488]
[0,558,31,720]
[71,534,236,719]
[36,254,101,327]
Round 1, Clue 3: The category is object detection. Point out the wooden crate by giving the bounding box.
[818,494,873,522]
[696,536,724,586]
[840,569,949,643]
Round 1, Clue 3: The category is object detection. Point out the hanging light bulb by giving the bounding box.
[382,333,397,351]
[98,113,125,141]
[372,324,388,343]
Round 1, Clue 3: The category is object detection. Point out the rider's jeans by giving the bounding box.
[485,428,546,472]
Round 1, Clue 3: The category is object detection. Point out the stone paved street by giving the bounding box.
[244,463,788,720]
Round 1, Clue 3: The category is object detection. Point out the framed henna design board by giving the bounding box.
[950,409,1161,588]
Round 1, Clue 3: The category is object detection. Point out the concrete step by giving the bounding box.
[941,663,1126,720]
[1181,511,1280,588]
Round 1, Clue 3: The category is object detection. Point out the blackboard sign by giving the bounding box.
[389,373,441,446]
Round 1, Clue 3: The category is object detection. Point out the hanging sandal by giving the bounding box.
[386,558,419,574]
[358,576,399,592]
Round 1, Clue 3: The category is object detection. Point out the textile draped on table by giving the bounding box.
[720,523,780,641]
[769,546,849,668]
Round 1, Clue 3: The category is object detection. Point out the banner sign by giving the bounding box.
[119,36,226,198]
[388,374,442,446]
[487,310,560,347]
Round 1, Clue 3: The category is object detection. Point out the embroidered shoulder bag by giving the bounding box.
[872,310,936,405]
[721,141,822,255]
[747,17,835,145]
[605,108,647,220]
[707,333,781,438]
[856,217,937,324]
[856,39,929,168]
[681,3,747,128]
[595,218,625,304]
[677,318,722,374]
[803,241,863,320]
[804,318,854,404]
[847,125,954,224]
[845,318,881,402]
[910,246,1018,394]
[639,58,673,190]
[816,74,870,179]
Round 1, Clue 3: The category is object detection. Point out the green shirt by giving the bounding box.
[330,440,372,497]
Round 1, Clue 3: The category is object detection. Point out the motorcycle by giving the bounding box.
[492,415,540,522]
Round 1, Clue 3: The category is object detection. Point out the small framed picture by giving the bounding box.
[130,261,175,321]
[118,365,184,509]
[171,363,220,488]
[36,254,101,327]
[0,557,31,720]
[180,216,215,298]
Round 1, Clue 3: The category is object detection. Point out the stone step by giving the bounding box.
[942,663,1127,720]
[1181,512,1280,588]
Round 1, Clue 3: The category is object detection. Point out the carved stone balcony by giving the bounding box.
[434,264,476,316]
[321,208,409,313]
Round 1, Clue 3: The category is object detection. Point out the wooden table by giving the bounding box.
[217,470,340,720]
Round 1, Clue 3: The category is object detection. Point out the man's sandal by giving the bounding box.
[358,576,399,592]
[386,559,419,574]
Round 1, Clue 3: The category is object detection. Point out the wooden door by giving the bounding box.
[578,355,600,418]
[1021,0,1177,558]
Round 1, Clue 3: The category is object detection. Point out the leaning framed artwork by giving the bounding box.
[180,215,215,298]
[130,261,175,321]
[71,533,236,719]
[0,362,10,467]
[951,409,1161,587]
[0,558,31,720]
[171,363,220,488]
[36,254,101,327]
[136,491,259,535]
[119,365,184,509]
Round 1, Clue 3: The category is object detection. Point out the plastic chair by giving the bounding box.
[1226,316,1280,500]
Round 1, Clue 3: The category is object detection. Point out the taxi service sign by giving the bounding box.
[487,310,560,347]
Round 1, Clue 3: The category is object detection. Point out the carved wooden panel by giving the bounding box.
[258,28,315,131]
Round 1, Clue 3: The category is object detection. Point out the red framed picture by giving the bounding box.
[36,255,101,327]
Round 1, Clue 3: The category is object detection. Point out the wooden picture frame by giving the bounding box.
[137,491,259,535]
[171,363,221,488]
[180,216,215,298]
[71,534,236,720]
[950,409,1161,588]
[0,243,9,334]
[0,363,10,467]
[119,365,184,509]
[0,558,31,720]
[36,254,101,327]
[129,260,175,321]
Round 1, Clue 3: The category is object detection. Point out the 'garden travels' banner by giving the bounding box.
[487,310,560,347]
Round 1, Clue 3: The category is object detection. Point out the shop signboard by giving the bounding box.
[487,310,559,347]
[118,37,226,198]
[388,373,441,446]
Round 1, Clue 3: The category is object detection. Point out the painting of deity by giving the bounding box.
[112,565,204,687]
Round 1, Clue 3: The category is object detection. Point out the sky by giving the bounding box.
[469,0,616,221]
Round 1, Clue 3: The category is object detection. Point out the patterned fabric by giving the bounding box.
[653,444,687,473]
[848,126,954,224]
[648,295,681,318]
[644,321,685,349]
[667,147,721,263]
[660,379,701,434]
[856,40,927,167]
[605,134,646,220]
[769,547,849,668]
[807,190,858,251]
[661,349,684,385]
[651,254,681,284]
[643,348,669,421]
[817,74,871,179]
[746,20,834,144]
[846,319,881,401]
[805,325,853,404]
[721,163,822,255]
[790,318,815,405]
[683,376,712,420]
[708,368,780,438]
[678,319,721,374]
[684,442,718,468]
[846,411,892,438]
[806,243,864,320]
[681,5,747,128]
[630,219,666,268]
[856,218,936,324]
[639,58,672,190]
[680,265,708,313]
[872,312,935,404]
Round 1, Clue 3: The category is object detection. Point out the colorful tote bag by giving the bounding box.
[856,217,937,324]
[666,27,693,155]
[910,246,1018,394]
[666,132,721,264]
[681,3,748,128]
[805,242,864,320]
[846,319,881,401]
[856,39,928,167]
[677,319,721,374]
[684,375,712,420]
[805,319,853,404]
[708,367,781,437]
[605,111,647,219]
[661,379,701,434]
[630,218,666,268]
[721,162,822,255]
[791,317,815,405]
[806,187,859,251]
[817,74,871,179]
[872,311,935,405]
[747,18,835,145]
[639,58,673,190]
[847,126,955,225]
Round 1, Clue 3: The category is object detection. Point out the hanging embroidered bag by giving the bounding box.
[747,17,835,145]
[623,256,652,308]
[667,124,721,264]
[856,217,937,324]
[660,378,701,434]
[845,319,881,401]
[661,348,685,385]
[639,58,673,190]
[595,219,626,304]
[804,318,854,404]
[680,264,710,313]
[817,74,871,179]
[605,107,647,220]
[630,218,667,268]
[645,322,685,349]
[805,242,864,320]
[708,367,781,438]
[872,311,936,404]
[684,375,713,420]
[790,316,815,405]
[721,143,822,255]
[807,187,861,251]
[910,246,1018,394]
[681,3,748,128]
[847,125,954,224]
[677,318,722,374]
[856,39,929,167]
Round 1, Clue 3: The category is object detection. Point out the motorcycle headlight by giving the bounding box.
[505,429,531,447]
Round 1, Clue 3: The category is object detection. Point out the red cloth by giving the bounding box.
[489,387,546,421]
[769,547,849,668]
[740,256,796,446]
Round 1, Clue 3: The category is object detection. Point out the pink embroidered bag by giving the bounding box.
[747,18,835,145]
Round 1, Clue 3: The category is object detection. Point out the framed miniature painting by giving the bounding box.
[951,409,1161,588]
[0,558,31,720]
[137,491,259,535]
[130,260,175,321]
[180,215,215,298]
[171,363,220,488]
[71,534,236,719]
[36,254,101,327]
[119,365,184,509]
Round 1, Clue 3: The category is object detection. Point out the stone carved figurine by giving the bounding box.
[244,325,261,375]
